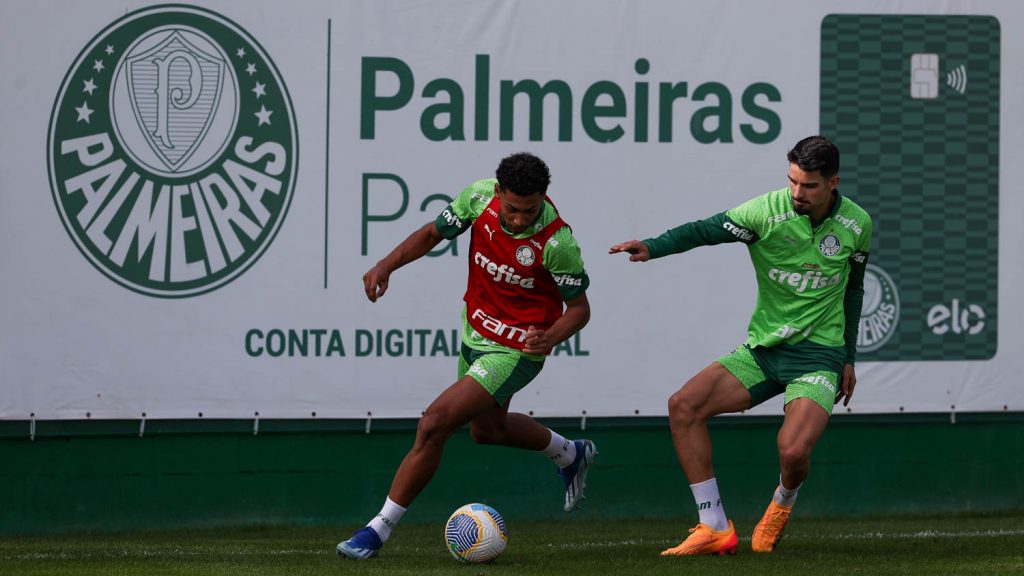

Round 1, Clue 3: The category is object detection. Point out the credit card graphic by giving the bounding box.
[820,14,1000,361]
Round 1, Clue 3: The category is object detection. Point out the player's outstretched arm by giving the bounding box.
[608,240,650,262]
[363,222,444,302]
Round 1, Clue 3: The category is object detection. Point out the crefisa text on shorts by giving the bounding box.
[47,5,297,298]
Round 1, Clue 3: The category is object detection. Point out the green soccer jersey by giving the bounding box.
[644,187,872,363]
[435,179,590,355]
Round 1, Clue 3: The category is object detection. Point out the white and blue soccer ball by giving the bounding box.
[444,503,508,563]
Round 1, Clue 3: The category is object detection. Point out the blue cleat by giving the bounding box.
[336,526,383,559]
[559,439,597,512]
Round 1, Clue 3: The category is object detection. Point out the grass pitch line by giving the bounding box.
[548,528,1024,550]
[831,529,1024,540]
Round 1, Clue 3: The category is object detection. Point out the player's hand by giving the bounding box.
[608,240,650,262]
[835,363,857,406]
[362,262,392,303]
[523,325,550,355]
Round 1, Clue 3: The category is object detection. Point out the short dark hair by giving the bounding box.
[495,152,551,196]
[787,136,840,179]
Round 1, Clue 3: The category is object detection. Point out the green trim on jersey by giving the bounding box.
[644,188,872,357]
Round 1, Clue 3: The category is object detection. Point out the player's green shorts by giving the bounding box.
[459,343,544,406]
[717,342,846,415]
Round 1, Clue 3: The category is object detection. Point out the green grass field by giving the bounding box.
[1,513,1021,576]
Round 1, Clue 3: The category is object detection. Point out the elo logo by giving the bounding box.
[926,299,985,336]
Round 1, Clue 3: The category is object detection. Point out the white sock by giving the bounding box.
[541,430,576,469]
[367,497,406,542]
[774,475,801,508]
[690,477,729,531]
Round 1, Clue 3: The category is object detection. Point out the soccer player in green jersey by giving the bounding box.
[337,152,596,559]
[610,136,872,556]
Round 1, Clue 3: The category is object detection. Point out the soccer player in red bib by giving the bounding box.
[338,153,595,559]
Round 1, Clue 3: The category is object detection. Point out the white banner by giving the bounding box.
[2,0,1022,419]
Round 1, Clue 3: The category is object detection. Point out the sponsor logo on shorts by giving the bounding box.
[48,5,297,298]
[793,373,836,395]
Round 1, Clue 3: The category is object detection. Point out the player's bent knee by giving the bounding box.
[416,409,457,447]
[667,390,701,423]
[777,442,813,470]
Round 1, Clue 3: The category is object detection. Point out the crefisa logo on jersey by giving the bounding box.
[47,5,297,298]
[857,264,900,353]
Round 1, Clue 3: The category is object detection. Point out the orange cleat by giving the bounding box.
[661,520,738,556]
[751,498,792,553]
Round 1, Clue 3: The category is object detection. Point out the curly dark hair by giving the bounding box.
[495,152,551,196]
[787,136,840,179]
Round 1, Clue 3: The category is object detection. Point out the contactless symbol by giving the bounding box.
[910,53,968,99]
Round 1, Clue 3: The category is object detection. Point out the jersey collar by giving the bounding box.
[810,189,842,228]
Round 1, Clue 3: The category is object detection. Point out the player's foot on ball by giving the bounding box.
[752,497,792,553]
[661,520,738,556]
[336,526,383,559]
[559,439,597,512]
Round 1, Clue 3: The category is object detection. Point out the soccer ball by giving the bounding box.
[444,503,508,563]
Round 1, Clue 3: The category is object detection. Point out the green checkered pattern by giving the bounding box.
[820,15,999,360]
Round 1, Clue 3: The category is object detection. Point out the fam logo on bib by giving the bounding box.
[47,5,297,298]
[857,264,900,353]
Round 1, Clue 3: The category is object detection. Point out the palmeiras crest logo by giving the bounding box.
[818,234,840,257]
[515,245,536,266]
[857,264,900,353]
[47,5,297,298]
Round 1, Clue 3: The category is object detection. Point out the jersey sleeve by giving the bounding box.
[542,225,590,301]
[642,211,759,259]
[724,194,774,237]
[434,179,495,240]
[842,213,873,365]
